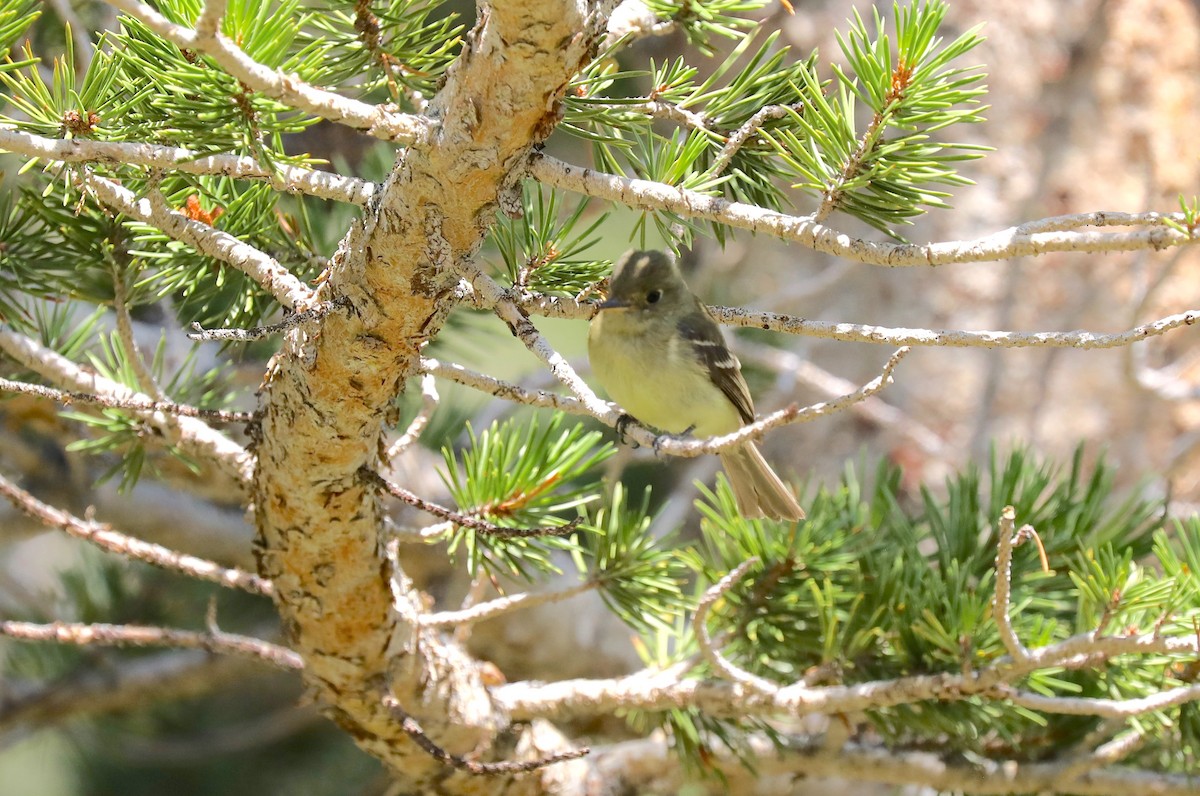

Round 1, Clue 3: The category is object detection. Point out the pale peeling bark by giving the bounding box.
[253,1,606,789]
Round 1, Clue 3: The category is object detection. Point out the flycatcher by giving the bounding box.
[588,250,805,521]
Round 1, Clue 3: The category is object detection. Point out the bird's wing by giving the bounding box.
[676,305,755,425]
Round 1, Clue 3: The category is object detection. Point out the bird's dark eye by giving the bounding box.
[646,289,663,304]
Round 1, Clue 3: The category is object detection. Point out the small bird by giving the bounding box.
[588,250,804,521]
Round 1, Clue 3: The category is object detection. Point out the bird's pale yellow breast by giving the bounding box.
[588,310,741,437]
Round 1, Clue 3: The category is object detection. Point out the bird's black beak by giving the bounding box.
[596,297,630,311]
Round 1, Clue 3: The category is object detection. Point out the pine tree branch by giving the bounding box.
[512,292,1200,351]
[694,558,779,694]
[386,373,439,459]
[422,344,906,456]
[456,259,618,422]
[111,270,164,399]
[420,581,596,629]
[993,506,1031,664]
[381,694,589,775]
[646,346,909,456]
[603,0,675,46]
[0,472,271,596]
[0,375,254,423]
[0,329,254,488]
[587,733,1200,796]
[0,621,302,670]
[100,0,430,142]
[420,356,588,415]
[493,629,1200,723]
[529,154,1200,265]
[0,127,376,204]
[737,341,946,457]
[995,683,1200,719]
[707,104,795,177]
[456,264,910,453]
[368,469,581,539]
[710,306,1200,350]
[249,2,610,781]
[84,174,315,311]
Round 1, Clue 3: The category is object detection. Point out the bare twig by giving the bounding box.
[708,105,795,177]
[995,683,1200,719]
[187,296,351,342]
[101,0,429,142]
[694,558,778,695]
[421,357,586,415]
[709,305,1200,350]
[530,155,1200,266]
[366,470,582,539]
[381,694,589,774]
[111,271,165,399]
[387,373,440,459]
[494,628,1200,723]
[510,293,1200,352]
[590,732,1199,796]
[0,376,254,423]
[0,472,271,596]
[0,128,376,204]
[738,342,946,457]
[0,620,302,670]
[457,260,617,421]
[645,346,909,456]
[628,100,711,132]
[421,581,596,629]
[993,506,1031,664]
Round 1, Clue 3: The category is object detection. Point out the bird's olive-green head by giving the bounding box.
[598,250,693,316]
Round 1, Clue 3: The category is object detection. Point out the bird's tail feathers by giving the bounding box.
[718,443,805,522]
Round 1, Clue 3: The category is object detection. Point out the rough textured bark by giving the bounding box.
[252,1,606,789]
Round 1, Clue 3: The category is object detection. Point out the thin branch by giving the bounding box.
[708,105,795,177]
[420,580,595,629]
[646,346,909,456]
[996,683,1200,718]
[425,341,906,456]
[459,264,910,454]
[603,0,675,47]
[101,0,430,142]
[0,620,302,670]
[366,469,582,539]
[0,375,254,423]
[187,296,351,342]
[0,472,271,596]
[510,292,1200,352]
[0,127,376,205]
[420,356,587,414]
[494,627,1200,723]
[530,154,1200,266]
[111,269,164,399]
[381,694,589,775]
[708,305,1200,350]
[456,260,617,421]
[694,558,778,695]
[628,100,711,132]
[993,506,1031,664]
[387,373,439,459]
[384,518,455,542]
[0,329,254,487]
[84,174,313,310]
[737,341,946,457]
